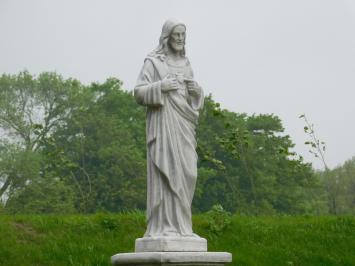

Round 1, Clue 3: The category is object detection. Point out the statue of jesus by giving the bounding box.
[134,18,204,238]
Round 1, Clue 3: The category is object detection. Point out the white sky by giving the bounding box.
[1,0,355,169]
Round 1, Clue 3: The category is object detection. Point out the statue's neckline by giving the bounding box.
[166,57,188,67]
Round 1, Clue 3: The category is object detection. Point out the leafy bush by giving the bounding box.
[206,204,232,234]
[94,213,120,230]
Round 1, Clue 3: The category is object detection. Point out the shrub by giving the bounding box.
[206,204,232,234]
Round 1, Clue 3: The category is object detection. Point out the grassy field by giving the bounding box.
[0,212,354,266]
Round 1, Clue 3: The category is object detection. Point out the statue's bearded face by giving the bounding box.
[168,25,186,53]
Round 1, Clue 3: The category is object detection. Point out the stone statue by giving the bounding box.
[134,18,204,239]
[111,19,231,265]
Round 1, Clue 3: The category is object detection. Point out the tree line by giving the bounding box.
[0,71,354,215]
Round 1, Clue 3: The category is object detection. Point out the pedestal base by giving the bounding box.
[135,237,207,252]
[111,252,232,266]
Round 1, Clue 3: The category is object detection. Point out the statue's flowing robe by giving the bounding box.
[134,56,204,237]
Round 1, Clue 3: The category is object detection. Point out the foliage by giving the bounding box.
[299,114,328,169]
[0,71,81,151]
[0,71,337,215]
[0,144,41,199]
[0,73,147,213]
[0,71,81,201]
[205,204,232,234]
[49,78,146,212]
[300,114,355,215]
[5,177,76,214]
[317,157,355,215]
[0,213,354,265]
[194,96,318,214]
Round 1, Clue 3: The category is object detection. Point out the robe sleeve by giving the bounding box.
[134,59,163,107]
[191,87,204,111]
[186,63,204,111]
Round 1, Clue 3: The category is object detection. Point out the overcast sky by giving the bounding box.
[1,0,354,169]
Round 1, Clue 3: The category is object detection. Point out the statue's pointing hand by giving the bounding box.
[161,76,179,92]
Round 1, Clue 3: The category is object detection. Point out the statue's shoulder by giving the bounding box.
[143,54,168,77]
[145,53,166,66]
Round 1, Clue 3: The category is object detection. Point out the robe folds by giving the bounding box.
[134,56,204,237]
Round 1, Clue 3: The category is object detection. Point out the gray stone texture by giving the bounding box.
[134,18,204,238]
[111,18,232,266]
[111,252,232,266]
[135,237,207,252]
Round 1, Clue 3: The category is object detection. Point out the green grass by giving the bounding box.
[0,213,354,265]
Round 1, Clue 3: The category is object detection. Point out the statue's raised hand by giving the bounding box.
[161,76,179,92]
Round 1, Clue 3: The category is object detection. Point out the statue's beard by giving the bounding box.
[168,41,185,53]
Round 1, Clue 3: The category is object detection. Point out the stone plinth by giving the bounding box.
[135,237,207,252]
[111,252,232,266]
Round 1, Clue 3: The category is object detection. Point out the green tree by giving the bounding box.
[0,144,41,199]
[318,157,355,215]
[49,78,147,212]
[194,96,317,214]
[0,71,323,215]
[0,71,82,199]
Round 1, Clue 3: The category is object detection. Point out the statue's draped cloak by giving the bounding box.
[134,56,204,236]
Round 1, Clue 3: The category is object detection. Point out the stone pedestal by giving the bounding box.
[111,251,232,266]
[135,237,207,252]
[111,236,232,266]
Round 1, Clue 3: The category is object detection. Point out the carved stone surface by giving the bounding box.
[111,252,232,266]
[134,18,204,238]
[111,18,232,265]
[135,237,207,252]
